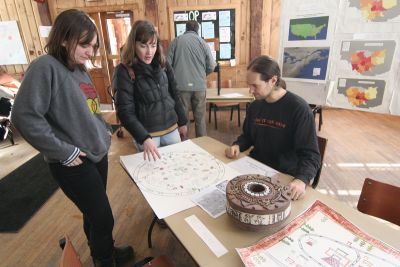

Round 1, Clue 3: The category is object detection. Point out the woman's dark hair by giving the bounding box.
[247,55,285,88]
[121,20,166,67]
[186,20,199,33]
[45,9,99,70]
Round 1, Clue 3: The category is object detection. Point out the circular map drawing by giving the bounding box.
[133,151,226,196]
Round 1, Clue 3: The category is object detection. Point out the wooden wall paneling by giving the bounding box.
[31,1,48,53]
[238,0,247,65]
[144,0,158,26]
[36,0,52,26]
[22,0,44,62]
[249,0,262,61]
[176,0,188,6]
[16,0,34,72]
[234,64,247,87]
[157,0,169,41]
[187,0,198,6]
[74,0,85,8]
[46,0,57,22]
[0,0,15,74]
[197,0,210,5]
[117,0,126,7]
[58,0,76,9]
[261,0,272,57]
[269,0,280,59]
[5,0,24,73]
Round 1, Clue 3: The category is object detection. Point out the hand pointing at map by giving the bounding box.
[143,138,161,161]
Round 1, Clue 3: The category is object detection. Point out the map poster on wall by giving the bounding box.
[0,21,28,65]
[288,16,329,41]
[332,78,390,112]
[338,40,396,76]
[337,0,400,33]
[282,47,330,82]
[237,200,400,267]
[120,140,240,219]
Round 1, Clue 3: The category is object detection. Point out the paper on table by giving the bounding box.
[191,180,228,218]
[237,200,400,267]
[185,215,228,258]
[120,140,240,219]
[222,93,243,98]
[227,156,278,177]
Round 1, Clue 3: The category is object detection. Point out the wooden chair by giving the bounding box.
[311,136,328,189]
[357,178,400,226]
[309,104,323,131]
[59,235,83,267]
[136,255,175,267]
[107,86,124,138]
[208,80,241,129]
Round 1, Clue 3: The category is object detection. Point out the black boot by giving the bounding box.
[114,245,134,266]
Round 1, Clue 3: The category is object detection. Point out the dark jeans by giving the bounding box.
[49,155,114,261]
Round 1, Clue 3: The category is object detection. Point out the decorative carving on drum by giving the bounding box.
[226,174,291,231]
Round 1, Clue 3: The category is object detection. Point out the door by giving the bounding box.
[88,10,133,104]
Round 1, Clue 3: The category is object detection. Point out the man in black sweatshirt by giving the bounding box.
[225,56,320,200]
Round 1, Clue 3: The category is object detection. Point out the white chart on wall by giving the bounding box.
[120,140,240,218]
[0,21,27,65]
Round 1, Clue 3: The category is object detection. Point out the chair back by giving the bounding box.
[357,178,400,226]
[207,80,217,88]
[311,136,328,188]
[59,235,83,267]
[207,80,232,89]
[143,255,175,267]
[221,79,232,88]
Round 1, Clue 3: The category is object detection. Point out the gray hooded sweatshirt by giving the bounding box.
[12,55,111,164]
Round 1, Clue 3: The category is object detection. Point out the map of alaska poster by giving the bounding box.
[338,40,396,76]
[288,16,329,41]
[237,200,399,267]
[282,47,330,82]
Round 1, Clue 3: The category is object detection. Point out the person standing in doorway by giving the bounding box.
[12,9,133,267]
[167,20,216,137]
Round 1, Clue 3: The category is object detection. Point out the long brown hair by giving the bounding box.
[45,9,99,70]
[247,55,285,88]
[121,20,166,67]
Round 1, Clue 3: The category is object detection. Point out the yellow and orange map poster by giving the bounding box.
[237,200,399,267]
[355,0,399,22]
[338,0,400,33]
[338,40,396,76]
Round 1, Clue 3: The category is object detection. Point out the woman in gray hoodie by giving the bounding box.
[12,9,133,267]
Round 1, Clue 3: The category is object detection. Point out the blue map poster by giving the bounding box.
[288,16,329,41]
[282,47,330,81]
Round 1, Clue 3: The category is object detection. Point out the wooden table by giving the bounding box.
[206,87,254,103]
[164,136,400,267]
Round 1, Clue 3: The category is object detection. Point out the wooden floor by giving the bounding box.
[0,107,400,267]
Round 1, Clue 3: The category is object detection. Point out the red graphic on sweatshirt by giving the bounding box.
[254,118,286,129]
[80,82,100,114]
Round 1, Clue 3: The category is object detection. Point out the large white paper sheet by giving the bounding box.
[120,140,240,219]
[237,200,400,266]
[227,156,279,177]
